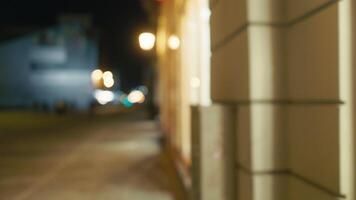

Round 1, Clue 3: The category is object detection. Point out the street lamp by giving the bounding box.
[138,31,157,118]
[103,77,114,88]
[103,71,113,80]
[102,71,114,88]
[139,32,156,51]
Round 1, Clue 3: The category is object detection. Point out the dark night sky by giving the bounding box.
[0,0,154,91]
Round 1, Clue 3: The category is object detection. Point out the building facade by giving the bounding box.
[0,16,97,110]
[156,0,356,199]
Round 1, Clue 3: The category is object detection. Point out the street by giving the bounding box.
[0,111,180,200]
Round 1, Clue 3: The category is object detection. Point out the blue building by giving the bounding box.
[0,16,98,110]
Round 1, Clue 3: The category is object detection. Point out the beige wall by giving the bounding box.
[191,105,236,200]
[210,0,354,199]
[157,0,355,199]
[157,0,212,178]
[348,0,356,197]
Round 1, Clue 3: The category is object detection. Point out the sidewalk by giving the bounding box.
[0,111,184,200]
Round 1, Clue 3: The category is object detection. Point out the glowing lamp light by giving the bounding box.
[103,71,113,80]
[139,32,156,51]
[168,35,180,50]
[103,77,114,88]
[91,69,103,82]
[101,71,114,88]
[127,90,145,104]
[94,90,114,105]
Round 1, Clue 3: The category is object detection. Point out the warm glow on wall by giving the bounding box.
[168,34,180,50]
[190,77,201,89]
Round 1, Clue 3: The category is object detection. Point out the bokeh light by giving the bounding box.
[102,71,114,88]
[127,90,145,104]
[168,35,180,50]
[103,71,113,80]
[91,69,103,83]
[103,77,115,88]
[139,32,156,51]
[94,90,114,105]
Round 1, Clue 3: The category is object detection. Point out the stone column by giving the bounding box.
[210,0,348,199]
[191,105,236,200]
[211,0,286,199]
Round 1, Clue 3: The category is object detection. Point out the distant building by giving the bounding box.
[0,15,98,110]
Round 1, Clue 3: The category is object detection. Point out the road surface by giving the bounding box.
[0,111,182,200]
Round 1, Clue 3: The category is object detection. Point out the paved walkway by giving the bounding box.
[0,112,180,200]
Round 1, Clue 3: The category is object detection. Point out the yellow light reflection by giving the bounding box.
[168,35,180,50]
[190,77,201,89]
